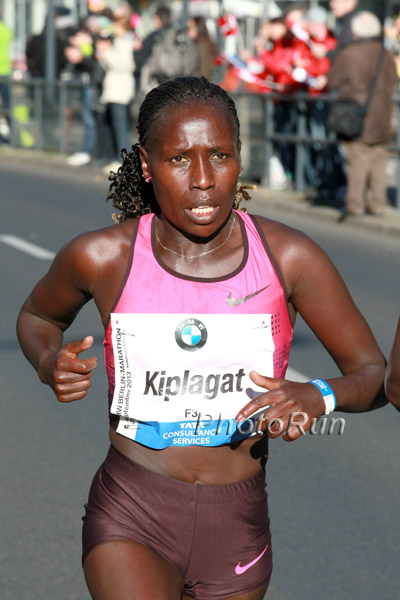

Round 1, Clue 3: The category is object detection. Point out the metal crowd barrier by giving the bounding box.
[1,77,399,209]
[259,91,400,208]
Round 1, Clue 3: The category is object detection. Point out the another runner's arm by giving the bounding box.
[385,316,400,410]
[17,234,99,402]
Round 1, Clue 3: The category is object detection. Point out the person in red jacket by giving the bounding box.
[255,18,298,183]
[308,9,336,71]
[284,6,337,93]
[297,6,346,204]
[257,18,298,92]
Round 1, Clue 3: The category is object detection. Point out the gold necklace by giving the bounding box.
[156,213,236,259]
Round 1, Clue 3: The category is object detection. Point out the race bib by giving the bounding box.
[110,313,275,448]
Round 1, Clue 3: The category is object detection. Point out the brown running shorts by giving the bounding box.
[82,445,272,599]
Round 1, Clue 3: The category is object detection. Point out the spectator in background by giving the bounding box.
[26,10,70,79]
[284,2,308,36]
[25,8,72,148]
[112,2,142,51]
[187,16,218,80]
[307,6,337,75]
[81,12,116,164]
[64,24,98,166]
[256,17,296,92]
[256,17,298,186]
[238,7,340,192]
[306,0,357,65]
[328,12,397,220]
[113,3,132,22]
[95,14,135,174]
[299,6,346,203]
[252,7,336,92]
[0,8,13,142]
[134,4,172,94]
[287,6,335,90]
[384,14,400,78]
[137,4,198,95]
[54,5,77,44]
[326,0,358,62]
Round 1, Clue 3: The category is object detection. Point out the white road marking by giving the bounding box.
[0,234,55,260]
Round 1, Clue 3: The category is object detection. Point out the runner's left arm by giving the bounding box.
[236,228,386,441]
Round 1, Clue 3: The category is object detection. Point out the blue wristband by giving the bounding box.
[309,379,336,414]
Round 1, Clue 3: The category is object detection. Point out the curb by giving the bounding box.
[253,187,400,238]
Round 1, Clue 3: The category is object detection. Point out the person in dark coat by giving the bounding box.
[327,0,358,62]
[327,11,397,219]
[134,4,172,94]
[26,25,68,79]
[25,9,72,149]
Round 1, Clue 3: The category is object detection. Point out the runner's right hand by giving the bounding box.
[38,336,97,402]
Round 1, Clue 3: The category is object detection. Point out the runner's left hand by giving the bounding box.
[235,371,326,442]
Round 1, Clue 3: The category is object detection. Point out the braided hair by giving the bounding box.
[107,76,244,222]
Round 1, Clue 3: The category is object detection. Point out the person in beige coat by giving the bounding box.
[327,12,397,220]
[96,15,135,172]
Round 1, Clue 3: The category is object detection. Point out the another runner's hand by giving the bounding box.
[38,336,97,402]
[236,370,326,442]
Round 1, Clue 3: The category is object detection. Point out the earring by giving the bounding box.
[144,175,152,183]
[234,182,257,211]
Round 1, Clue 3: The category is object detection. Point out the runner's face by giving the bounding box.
[140,101,241,238]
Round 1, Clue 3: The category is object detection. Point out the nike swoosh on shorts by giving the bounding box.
[235,544,269,575]
[226,284,271,307]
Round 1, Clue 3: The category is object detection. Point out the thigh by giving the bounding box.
[84,539,184,600]
[223,581,270,600]
[181,581,270,600]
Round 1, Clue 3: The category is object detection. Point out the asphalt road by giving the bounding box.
[1,158,399,600]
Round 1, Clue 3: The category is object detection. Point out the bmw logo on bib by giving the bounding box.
[175,318,208,351]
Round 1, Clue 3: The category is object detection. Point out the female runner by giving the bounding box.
[17,77,386,600]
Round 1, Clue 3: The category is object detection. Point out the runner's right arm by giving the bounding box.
[17,235,98,402]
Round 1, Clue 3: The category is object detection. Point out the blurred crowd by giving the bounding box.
[216,0,398,216]
[1,1,400,215]
[218,0,398,216]
[20,3,219,172]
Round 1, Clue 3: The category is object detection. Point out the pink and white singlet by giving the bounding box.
[104,210,293,449]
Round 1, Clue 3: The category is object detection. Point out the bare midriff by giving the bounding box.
[109,427,267,485]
